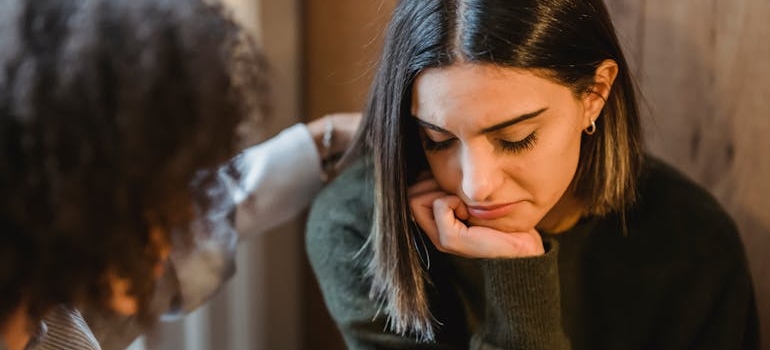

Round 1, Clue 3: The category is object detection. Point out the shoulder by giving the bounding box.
[636,157,729,221]
[626,155,744,262]
[308,158,374,233]
[633,155,735,233]
[306,158,374,261]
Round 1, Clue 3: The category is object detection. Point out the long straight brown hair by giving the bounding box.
[349,0,644,340]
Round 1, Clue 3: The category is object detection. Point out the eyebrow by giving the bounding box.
[415,107,548,134]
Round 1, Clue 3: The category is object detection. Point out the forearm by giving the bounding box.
[472,240,571,350]
[159,120,348,316]
[228,123,324,235]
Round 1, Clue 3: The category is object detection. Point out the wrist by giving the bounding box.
[307,117,335,181]
[307,118,327,156]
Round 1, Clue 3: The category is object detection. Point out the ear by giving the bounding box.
[582,60,618,128]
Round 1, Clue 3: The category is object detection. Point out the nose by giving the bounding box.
[460,143,501,203]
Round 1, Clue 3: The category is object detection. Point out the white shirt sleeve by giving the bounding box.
[227,123,324,236]
[166,123,323,315]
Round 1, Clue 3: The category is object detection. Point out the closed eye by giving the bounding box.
[422,136,455,151]
[499,132,537,153]
[423,132,537,152]
[419,126,456,152]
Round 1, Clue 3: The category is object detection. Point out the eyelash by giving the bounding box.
[422,138,454,151]
[422,132,538,153]
[500,132,537,153]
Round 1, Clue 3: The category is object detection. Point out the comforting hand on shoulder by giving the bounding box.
[408,177,545,259]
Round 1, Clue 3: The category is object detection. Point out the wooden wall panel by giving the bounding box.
[302,0,396,117]
[301,1,396,349]
[608,0,770,347]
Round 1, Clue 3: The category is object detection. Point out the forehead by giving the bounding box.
[411,63,573,122]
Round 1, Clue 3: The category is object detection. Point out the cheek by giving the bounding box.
[516,126,583,200]
[425,152,460,193]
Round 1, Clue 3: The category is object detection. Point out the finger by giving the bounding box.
[409,191,446,242]
[409,191,445,216]
[437,196,466,219]
[452,197,469,221]
[332,113,362,136]
[431,196,469,251]
[463,226,544,258]
[407,177,441,197]
[432,197,542,258]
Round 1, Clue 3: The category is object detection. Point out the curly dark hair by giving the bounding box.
[0,0,268,326]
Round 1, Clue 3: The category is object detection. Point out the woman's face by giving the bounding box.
[411,63,598,233]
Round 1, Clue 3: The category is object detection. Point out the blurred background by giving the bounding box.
[127,0,770,349]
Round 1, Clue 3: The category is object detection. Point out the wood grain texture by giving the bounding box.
[302,0,396,118]
[608,0,770,346]
[301,1,397,349]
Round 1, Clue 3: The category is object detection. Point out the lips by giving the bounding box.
[466,202,519,220]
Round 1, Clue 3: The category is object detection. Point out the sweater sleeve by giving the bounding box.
[471,239,571,350]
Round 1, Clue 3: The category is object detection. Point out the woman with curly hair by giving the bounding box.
[0,0,262,347]
[0,0,359,349]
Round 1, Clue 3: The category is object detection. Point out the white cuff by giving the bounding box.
[228,123,324,235]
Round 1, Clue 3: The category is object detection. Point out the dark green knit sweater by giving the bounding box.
[306,156,759,350]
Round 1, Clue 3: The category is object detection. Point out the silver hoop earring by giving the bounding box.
[584,119,596,135]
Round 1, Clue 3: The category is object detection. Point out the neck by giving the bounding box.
[1,304,32,350]
[537,194,585,234]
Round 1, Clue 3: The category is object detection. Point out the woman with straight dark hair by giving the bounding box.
[307,0,759,349]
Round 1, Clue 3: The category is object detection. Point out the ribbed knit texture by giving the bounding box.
[476,241,570,349]
[307,156,759,350]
